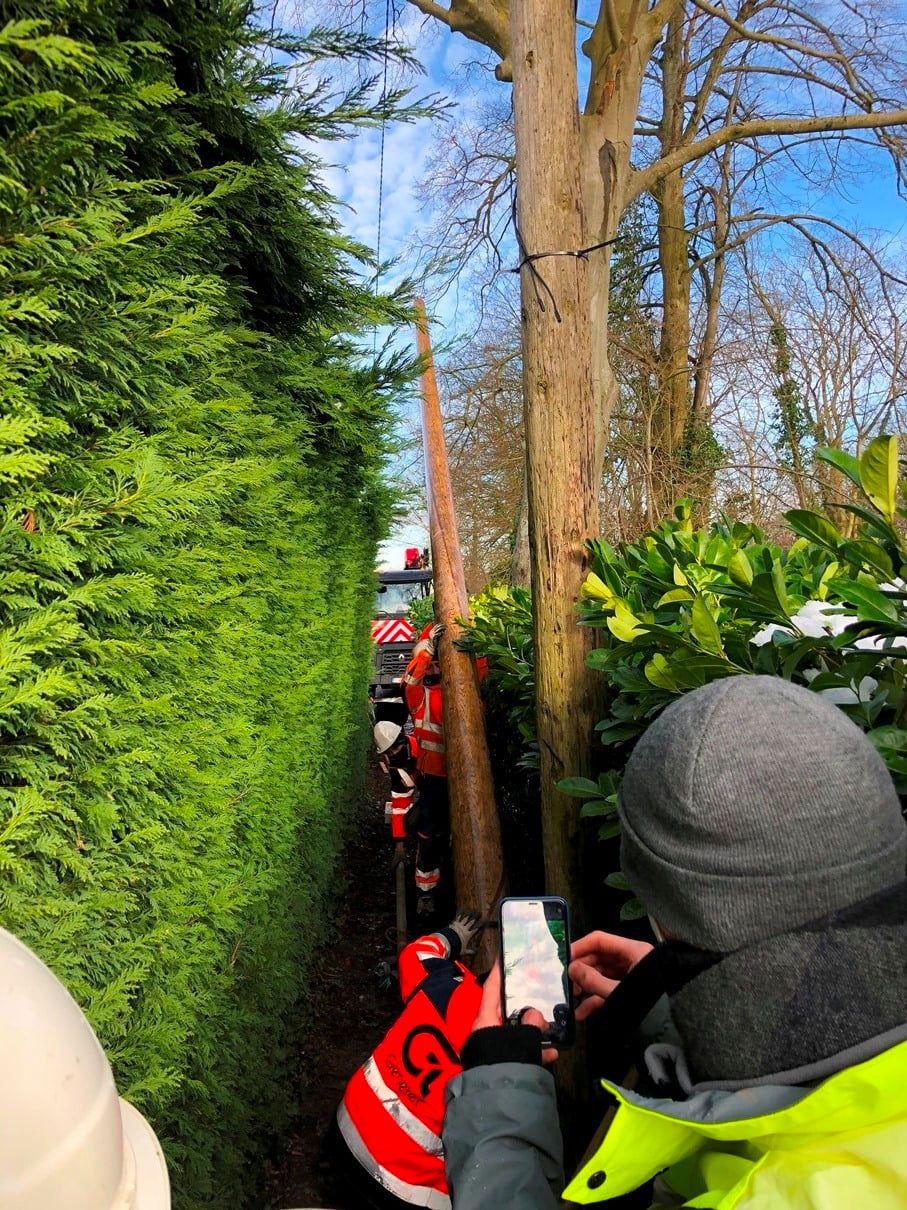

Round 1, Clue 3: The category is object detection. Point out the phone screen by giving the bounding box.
[499,897,573,1047]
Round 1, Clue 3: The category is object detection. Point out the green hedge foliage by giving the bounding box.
[458,586,536,767]
[1,2,401,1203]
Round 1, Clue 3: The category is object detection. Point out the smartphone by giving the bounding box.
[498,896,574,1048]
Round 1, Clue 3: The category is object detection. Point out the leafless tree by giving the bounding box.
[439,302,526,589]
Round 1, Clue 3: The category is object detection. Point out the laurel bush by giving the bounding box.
[464,439,907,913]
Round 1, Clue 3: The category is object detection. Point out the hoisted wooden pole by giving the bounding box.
[415,299,505,968]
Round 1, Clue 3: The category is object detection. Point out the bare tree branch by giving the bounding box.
[406,0,510,65]
[629,108,907,199]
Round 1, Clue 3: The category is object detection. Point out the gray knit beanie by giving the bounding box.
[619,676,907,951]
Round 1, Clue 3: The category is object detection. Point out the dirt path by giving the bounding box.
[264,759,400,1209]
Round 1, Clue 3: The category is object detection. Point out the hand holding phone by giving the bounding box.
[498,896,574,1048]
[468,965,559,1065]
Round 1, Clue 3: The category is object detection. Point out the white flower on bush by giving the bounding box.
[750,587,907,706]
[752,593,907,653]
[853,633,907,653]
[751,599,855,647]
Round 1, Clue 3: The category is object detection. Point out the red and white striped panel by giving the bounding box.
[371,618,415,644]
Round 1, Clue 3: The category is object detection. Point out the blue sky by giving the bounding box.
[307,5,907,284]
[296,5,507,563]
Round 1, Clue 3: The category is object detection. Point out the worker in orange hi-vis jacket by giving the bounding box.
[403,623,449,915]
[333,912,483,1210]
[374,720,419,877]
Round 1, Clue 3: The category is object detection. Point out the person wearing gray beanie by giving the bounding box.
[619,675,906,951]
[616,675,907,1089]
[441,675,907,1210]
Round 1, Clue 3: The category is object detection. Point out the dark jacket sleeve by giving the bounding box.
[443,1056,564,1209]
[397,928,461,1001]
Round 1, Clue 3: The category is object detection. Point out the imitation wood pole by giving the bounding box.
[415,299,505,968]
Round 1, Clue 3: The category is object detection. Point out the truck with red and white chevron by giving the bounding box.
[371,553,432,697]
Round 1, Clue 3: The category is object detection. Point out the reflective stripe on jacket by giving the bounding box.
[339,930,481,1207]
[415,864,441,892]
[390,765,416,841]
[385,735,418,840]
[404,640,446,778]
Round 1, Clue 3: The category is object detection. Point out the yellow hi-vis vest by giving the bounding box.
[563,1039,907,1208]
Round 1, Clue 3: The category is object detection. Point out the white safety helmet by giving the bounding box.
[373,720,404,755]
[0,927,171,1210]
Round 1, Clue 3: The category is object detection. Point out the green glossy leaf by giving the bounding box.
[784,509,841,550]
[839,502,902,547]
[605,871,630,891]
[771,559,790,614]
[866,727,907,754]
[580,799,618,818]
[598,772,621,795]
[607,601,645,642]
[816,446,862,491]
[595,722,643,743]
[657,588,694,605]
[558,776,601,798]
[580,571,616,605]
[830,578,899,622]
[644,652,680,690]
[635,623,701,651]
[597,820,622,841]
[860,435,899,520]
[586,647,616,669]
[727,549,754,588]
[840,540,893,579]
[816,560,840,601]
[619,898,647,921]
[690,595,725,656]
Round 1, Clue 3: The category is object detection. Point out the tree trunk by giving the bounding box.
[651,9,690,518]
[511,0,601,911]
[509,457,531,585]
[579,9,653,481]
[688,179,728,516]
[692,211,726,424]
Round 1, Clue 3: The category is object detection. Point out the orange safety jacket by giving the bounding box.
[403,629,446,778]
[337,928,481,1209]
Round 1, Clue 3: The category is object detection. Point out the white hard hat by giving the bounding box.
[0,927,171,1210]
[374,720,404,754]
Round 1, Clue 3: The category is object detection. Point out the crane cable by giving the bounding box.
[375,0,392,301]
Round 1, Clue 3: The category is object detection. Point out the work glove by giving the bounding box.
[404,802,421,835]
[448,910,482,953]
[427,622,445,656]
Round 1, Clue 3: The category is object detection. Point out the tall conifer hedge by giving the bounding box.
[0,2,399,1201]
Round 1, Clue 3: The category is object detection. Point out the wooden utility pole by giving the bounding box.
[511,0,601,908]
[415,299,505,967]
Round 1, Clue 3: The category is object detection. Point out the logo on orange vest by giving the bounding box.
[384,1054,424,1106]
[400,1024,460,1100]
